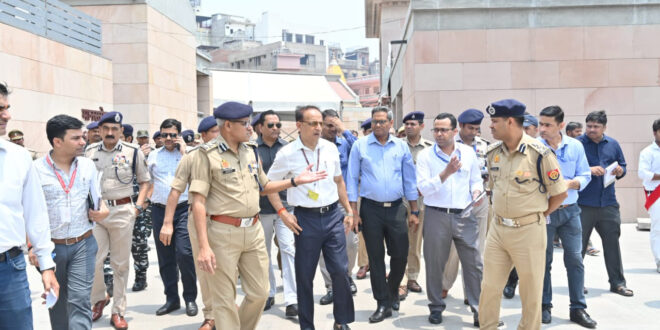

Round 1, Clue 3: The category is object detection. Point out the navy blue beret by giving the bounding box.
[98,111,123,125]
[457,109,484,125]
[523,114,539,127]
[86,121,98,130]
[122,124,133,136]
[213,101,253,120]
[403,111,424,122]
[182,129,195,143]
[198,116,217,133]
[361,118,372,130]
[486,99,526,118]
[153,131,161,139]
[251,113,262,127]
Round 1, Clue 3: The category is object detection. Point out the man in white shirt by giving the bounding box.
[34,114,110,329]
[638,118,660,273]
[147,119,198,316]
[267,105,355,330]
[416,113,484,326]
[0,82,59,330]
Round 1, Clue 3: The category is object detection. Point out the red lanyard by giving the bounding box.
[301,149,320,171]
[46,156,78,195]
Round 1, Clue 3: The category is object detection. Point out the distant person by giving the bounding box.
[566,122,583,138]
[638,118,660,273]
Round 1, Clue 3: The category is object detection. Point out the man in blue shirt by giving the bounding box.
[538,106,597,328]
[318,109,359,305]
[577,110,633,297]
[347,106,419,323]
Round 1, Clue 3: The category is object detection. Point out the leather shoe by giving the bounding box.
[407,280,422,293]
[92,295,110,322]
[542,305,552,324]
[199,319,215,330]
[349,277,357,294]
[110,313,128,330]
[285,304,298,318]
[156,301,180,315]
[369,305,392,323]
[132,280,147,292]
[503,283,516,299]
[398,285,408,301]
[320,290,333,305]
[392,300,400,311]
[333,323,351,330]
[429,311,442,324]
[186,301,198,316]
[263,296,275,311]
[570,309,597,328]
[356,265,369,279]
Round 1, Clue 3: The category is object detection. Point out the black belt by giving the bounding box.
[428,206,463,214]
[295,202,338,214]
[0,247,22,263]
[362,198,403,208]
[557,203,577,210]
[153,202,188,209]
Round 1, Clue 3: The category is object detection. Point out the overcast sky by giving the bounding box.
[199,0,380,61]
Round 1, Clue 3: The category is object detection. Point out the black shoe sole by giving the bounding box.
[369,311,392,323]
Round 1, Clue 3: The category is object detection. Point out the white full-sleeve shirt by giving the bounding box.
[0,139,55,269]
[416,142,484,209]
[638,141,660,191]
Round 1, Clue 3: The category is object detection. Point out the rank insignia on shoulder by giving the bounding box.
[547,168,560,181]
[494,155,500,163]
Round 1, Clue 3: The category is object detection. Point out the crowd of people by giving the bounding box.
[1,80,659,330]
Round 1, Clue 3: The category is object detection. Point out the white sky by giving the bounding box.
[199,0,380,61]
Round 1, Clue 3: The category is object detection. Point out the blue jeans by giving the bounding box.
[50,235,98,330]
[542,204,587,309]
[0,250,33,330]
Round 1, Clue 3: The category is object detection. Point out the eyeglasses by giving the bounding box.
[267,122,282,129]
[372,120,389,126]
[161,133,178,139]
[432,128,454,134]
[0,104,10,111]
[301,121,323,127]
[229,120,250,127]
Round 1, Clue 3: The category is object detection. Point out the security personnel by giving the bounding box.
[153,131,163,148]
[188,102,326,330]
[86,111,151,330]
[8,129,38,159]
[130,130,153,292]
[136,129,154,158]
[442,109,490,299]
[182,129,195,147]
[361,118,372,136]
[122,124,134,143]
[164,115,219,330]
[87,121,102,144]
[478,99,568,330]
[524,114,539,138]
[400,111,432,298]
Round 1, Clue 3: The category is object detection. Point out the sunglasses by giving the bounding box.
[0,104,10,111]
[267,122,282,129]
[161,133,179,138]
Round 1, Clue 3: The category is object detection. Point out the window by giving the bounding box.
[300,55,308,65]
[283,32,293,42]
[305,35,314,44]
[300,54,315,66]
[295,34,303,43]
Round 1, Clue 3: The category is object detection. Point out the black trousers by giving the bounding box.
[360,198,409,307]
[294,204,354,329]
[151,203,198,303]
[579,204,627,289]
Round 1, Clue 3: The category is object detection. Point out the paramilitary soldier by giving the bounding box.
[478,99,568,330]
[189,101,327,330]
[86,111,151,330]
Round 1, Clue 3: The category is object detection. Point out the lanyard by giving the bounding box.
[301,148,320,171]
[434,144,461,164]
[46,156,78,195]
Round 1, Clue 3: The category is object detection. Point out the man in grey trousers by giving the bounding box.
[415,113,485,326]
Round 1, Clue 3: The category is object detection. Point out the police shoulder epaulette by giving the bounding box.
[477,136,491,145]
[187,145,200,153]
[528,142,551,157]
[120,141,138,150]
[423,139,433,147]
[244,141,258,148]
[85,142,100,154]
[487,141,502,154]
[200,141,218,152]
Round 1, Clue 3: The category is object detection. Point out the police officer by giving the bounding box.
[400,111,433,298]
[130,133,153,293]
[153,131,163,148]
[361,118,372,136]
[189,102,326,330]
[182,129,195,147]
[86,111,151,330]
[478,99,568,330]
[8,129,38,159]
[162,116,219,330]
[442,109,490,300]
[136,129,154,158]
[87,121,102,144]
[122,124,134,143]
[524,114,539,138]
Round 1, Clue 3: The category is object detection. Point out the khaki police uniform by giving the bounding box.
[170,146,214,321]
[443,135,490,291]
[86,140,150,315]
[478,134,567,330]
[402,136,433,285]
[189,135,270,330]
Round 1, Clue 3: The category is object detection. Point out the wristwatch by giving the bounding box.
[136,205,144,214]
[411,210,420,216]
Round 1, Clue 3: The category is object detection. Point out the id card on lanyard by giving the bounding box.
[434,144,461,171]
[46,155,78,223]
[301,148,321,200]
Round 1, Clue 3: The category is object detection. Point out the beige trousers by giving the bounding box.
[188,212,213,320]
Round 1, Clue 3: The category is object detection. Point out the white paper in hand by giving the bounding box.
[45,288,58,309]
[603,161,618,188]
